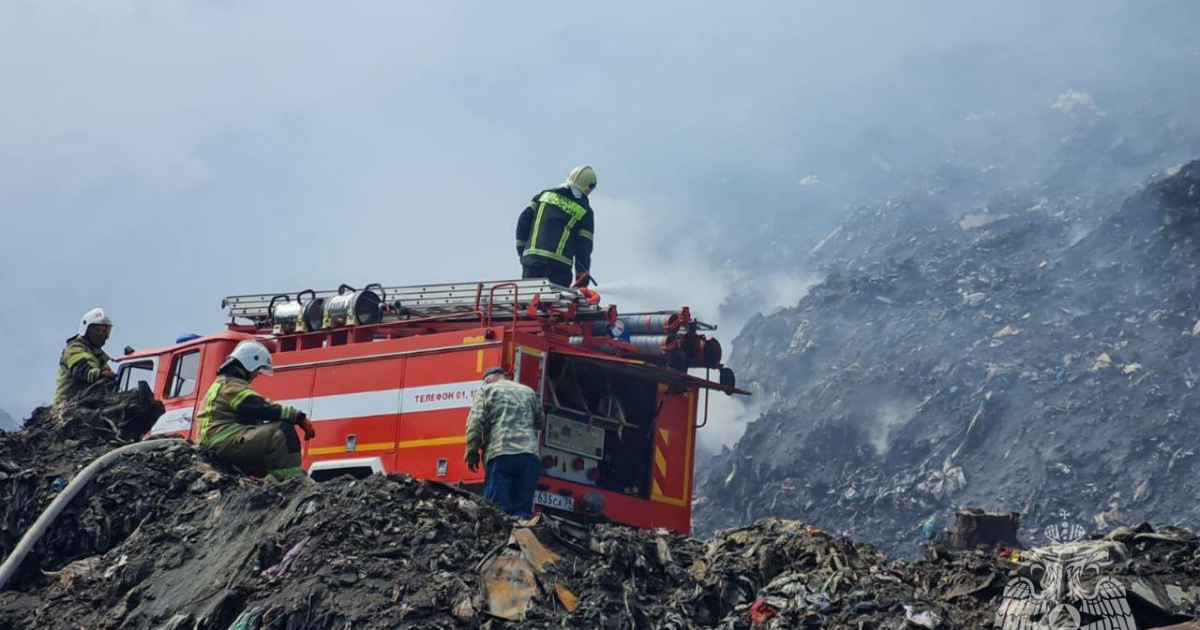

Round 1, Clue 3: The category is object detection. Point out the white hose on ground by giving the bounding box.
[0,438,187,591]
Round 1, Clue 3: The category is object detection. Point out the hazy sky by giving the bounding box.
[1,1,1193,433]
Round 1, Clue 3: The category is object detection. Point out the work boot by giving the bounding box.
[267,467,309,483]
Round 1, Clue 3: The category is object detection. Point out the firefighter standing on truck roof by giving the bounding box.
[464,367,544,519]
[197,340,317,481]
[54,308,116,406]
[516,165,596,287]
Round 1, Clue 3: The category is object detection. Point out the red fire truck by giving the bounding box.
[113,279,745,534]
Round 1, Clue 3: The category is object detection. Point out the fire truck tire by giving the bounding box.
[0,438,187,591]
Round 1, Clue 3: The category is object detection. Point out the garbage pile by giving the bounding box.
[697,160,1200,557]
[1,402,1199,629]
[1,390,164,570]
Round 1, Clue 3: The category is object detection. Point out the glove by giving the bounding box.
[465,450,481,473]
[295,412,316,441]
[88,367,116,384]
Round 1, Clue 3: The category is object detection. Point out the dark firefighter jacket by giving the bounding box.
[197,367,303,448]
[516,186,594,275]
[54,336,112,405]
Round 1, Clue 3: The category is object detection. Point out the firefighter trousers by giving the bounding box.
[212,422,303,480]
[483,453,541,519]
[522,261,573,287]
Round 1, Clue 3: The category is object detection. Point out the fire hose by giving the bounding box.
[0,438,187,591]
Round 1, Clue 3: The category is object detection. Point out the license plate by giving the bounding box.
[533,490,574,512]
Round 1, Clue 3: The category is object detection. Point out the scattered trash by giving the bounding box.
[261,535,310,578]
[0,397,1198,630]
[41,556,101,589]
[920,515,939,540]
[1053,368,1067,387]
[963,292,987,307]
[951,509,1021,549]
[695,162,1200,559]
[904,604,943,629]
[805,592,833,613]
[748,598,778,626]
[479,546,538,621]
[994,325,1020,338]
[225,606,265,630]
[960,212,1013,230]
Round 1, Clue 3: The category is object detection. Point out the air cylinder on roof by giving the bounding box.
[270,290,324,334]
[323,283,384,328]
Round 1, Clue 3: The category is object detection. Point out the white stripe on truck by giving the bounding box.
[148,379,482,435]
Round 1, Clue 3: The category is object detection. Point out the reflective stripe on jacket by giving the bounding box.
[196,375,300,448]
[516,186,594,275]
[53,336,111,405]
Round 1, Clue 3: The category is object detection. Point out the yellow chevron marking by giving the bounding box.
[658,428,669,446]
[654,448,667,478]
[649,492,688,507]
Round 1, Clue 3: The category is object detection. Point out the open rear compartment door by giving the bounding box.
[514,344,547,398]
[537,348,745,534]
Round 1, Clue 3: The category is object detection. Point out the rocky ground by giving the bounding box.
[696,158,1200,563]
[0,402,1198,629]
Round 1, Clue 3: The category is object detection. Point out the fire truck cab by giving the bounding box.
[115,279,745,535]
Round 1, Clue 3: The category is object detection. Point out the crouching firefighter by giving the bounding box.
[197,340,316,481]
[54,307,116,406]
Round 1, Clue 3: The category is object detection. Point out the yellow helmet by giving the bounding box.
[566,165,597,196]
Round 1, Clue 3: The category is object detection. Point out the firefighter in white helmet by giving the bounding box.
[516,165,597,287]
[53,308,117,405]
[196,339,317,481]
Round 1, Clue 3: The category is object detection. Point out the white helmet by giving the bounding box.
[78,307,113,337]
[223,339,275,376]
[565,165,597,196]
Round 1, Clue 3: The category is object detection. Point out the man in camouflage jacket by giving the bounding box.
[464,367,544,518]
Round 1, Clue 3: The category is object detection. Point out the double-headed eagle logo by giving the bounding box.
[995,512,1135,630]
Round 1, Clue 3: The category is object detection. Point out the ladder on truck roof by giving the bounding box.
[221,278,602,324]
